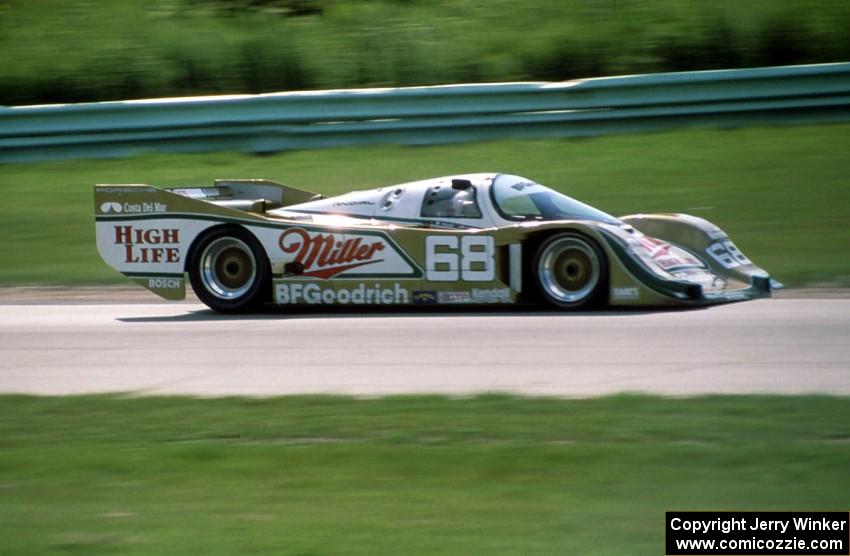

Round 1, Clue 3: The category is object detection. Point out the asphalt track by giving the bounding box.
[0,292,848,397]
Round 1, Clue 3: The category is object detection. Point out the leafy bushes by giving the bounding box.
[1,0,849,105]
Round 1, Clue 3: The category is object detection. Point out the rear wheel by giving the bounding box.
[533,232,607,309]
[188,226,270,313]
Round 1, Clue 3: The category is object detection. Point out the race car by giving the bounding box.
[94,173,778,313]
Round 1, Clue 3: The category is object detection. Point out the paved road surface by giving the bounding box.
[0,297,848,396]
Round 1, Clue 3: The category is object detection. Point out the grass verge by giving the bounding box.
[1,123,849,286]
[0,394,848,555]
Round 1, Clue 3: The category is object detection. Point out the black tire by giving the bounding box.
[187,226,271,313]
[532,232,608,309]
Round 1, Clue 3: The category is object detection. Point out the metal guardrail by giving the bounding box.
[2,63,849,162]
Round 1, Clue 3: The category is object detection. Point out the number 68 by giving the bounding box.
[707,240,751,269]
[426,236,495,281]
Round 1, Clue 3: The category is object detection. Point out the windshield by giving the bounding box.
[490,175,619,224]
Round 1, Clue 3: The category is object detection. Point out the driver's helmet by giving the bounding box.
[451,189,476,217]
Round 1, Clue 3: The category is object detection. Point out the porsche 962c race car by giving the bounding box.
[95,174,778,313]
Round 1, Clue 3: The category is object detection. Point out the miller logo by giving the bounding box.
[278,228,388,279]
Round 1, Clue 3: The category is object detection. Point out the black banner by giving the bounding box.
[666,512,849,555]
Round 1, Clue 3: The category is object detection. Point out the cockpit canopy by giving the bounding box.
[490,174,619,224]
[271,173,619,228]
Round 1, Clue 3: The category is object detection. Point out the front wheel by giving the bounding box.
[188,226,270,313]
[532,232,608,309]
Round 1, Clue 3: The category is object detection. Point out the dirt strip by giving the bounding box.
[0,286,199,304]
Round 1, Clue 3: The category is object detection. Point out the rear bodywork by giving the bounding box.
[94,176,776,308]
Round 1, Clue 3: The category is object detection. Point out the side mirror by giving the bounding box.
[451,179,472,190]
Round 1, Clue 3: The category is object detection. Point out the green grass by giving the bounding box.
[2,123,849,286]
[0,394,848,555]
[2,0,850,105]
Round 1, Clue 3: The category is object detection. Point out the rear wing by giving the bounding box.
[166,179,322,211]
